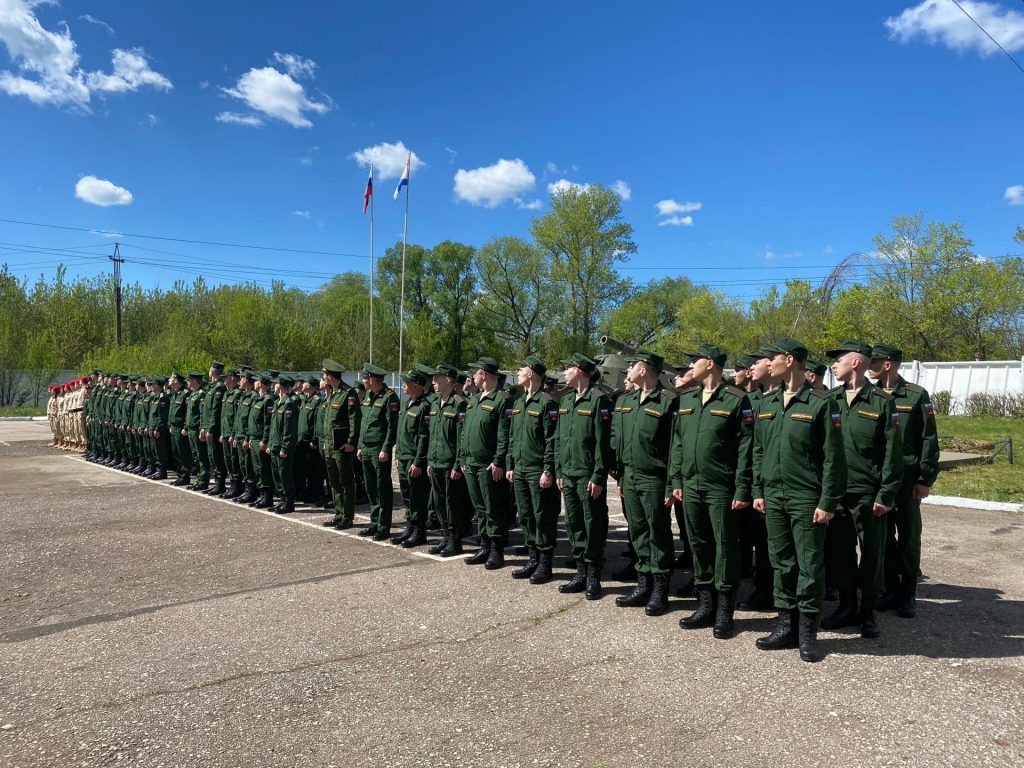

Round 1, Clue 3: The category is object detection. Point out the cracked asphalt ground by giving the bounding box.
[1,421,1022,768]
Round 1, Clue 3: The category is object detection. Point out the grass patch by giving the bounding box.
[932,416,1023,503]
[0,405,45,417]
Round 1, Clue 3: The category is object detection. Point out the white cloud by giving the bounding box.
[350,140,423,179]
[292,210,311,219]
[1005,184,1024,205]
[199,79,209,89]
[658,215,693,227]
[760,246,801,261]
[453,158,536,208]
[823,245,835,254]
[0,2,171,108]
[884,0,1024,57]
[545,161,561,175]
[655,199,702,216]
[516,198,543,210]
[610,179,631,201]
[444,147,458,164]
[140,112,158,126]
[547,178,591,196]
[75,175,133,206]
[272,52,317,80]
[216,111,263,127]
[298,145,320,166]
[220,63,328,128]
[79,15,115,38]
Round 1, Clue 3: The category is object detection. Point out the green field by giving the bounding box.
[0,405,45,417]
[932,415,1023,503]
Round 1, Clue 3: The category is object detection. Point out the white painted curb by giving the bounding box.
[923,495,1024,513]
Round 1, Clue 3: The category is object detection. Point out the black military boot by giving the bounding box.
[616,574,653,608]
[559,563,587,594]
[391,521,414,545]
[228,479,245,498]
[585,564,603,600]
[275,497,295,515]
[255,491,273,509]
[756,609,799,650]
[465,536,491,565]
[247,488,263,506]
[530,550,554,585]
[679,586,717,629]
[896,593,917,619]
[441,529,463,557]
[512,547,539,579]
[860,592,880,638]
[357,524,379,537]
[645,574,670,616]
[402,523,426,548]
[875,590,899,612]
[207,477,226,496]
[372,524,392,541]
[237,482,257,504]
[821,590,860,630]
[799,612,823,662]
[154,466,168,480]
[173,475,190,487]
[191,480,209,492]
[484,538,505,570]
[429,528,449,555]
[713,590,736,639]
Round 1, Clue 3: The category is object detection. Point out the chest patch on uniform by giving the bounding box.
[924,402,935,417]
[599,408,610,421]
[857,409,880,420]
[741,408,753,425]
[891,412,901,426]
[790,412,814,422]
[709,408,731,417]
[559,407,570,415]
[642,407,662,417]
[577,408,592,415]
[678,407,695,415]
[481,404,494,412]
[389,402,399,413]
[347,395,357,406]
[895,405,913,412]
[831,412,842,430]
[757,411,775,420]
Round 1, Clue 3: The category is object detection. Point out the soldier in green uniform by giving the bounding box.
[218,369,243,498]
[145,377,171,479]
[392,367,433,548]
[869,343,940,619]
[821,340,904,639]
[267,374,301,513]
[357,363,400,540]
[320,360,361,529]
[507,355,560,584]
[459,357,513,569]
[168,372,192,486]
[426,363,470,556]
[671,343,754,639]
[614,349,678,616]
[805,357,830,392]
[752,337,846,662]
[125,377,142,472]
[554,353,613,600]
[298,376,324,504]
[247,372,276,508]
[185,371,209,490]
[200,361,227,496]
[232,369,256,503]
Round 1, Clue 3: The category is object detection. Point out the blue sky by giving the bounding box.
[1,0,1023,302]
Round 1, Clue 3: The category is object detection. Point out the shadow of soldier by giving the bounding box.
[821,580,1024,660]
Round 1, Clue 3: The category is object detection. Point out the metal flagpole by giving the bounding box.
[369,163,375,364]
[398,154,410,375]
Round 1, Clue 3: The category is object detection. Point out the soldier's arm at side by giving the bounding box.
[918,391,941,488]
[733,395,754,504]
[817,400,847,515]
[876,398,904,510]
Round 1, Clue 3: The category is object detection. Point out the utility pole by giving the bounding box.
[109,243,124,346]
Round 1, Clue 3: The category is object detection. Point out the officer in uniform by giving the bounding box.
[805,357,830,392]
[554,353,613,600]
[185,372,209,490]
[392,367,433,548]
[614,349,678,616]
[219,369,243,498]
[752,337,846,662]
[320,360,361,528]
[200,361,227,496]
[822,340,903,639]
[232,369,257,503]
[168,372,193,486]
[268,374,301,513]
[298,375,324,504]
[247,372,276,508]
[357,363,400,540]
[146,376,171,479]
[671,343,754,639]
[869,343,940,619]
[507,355,560,584]
[426,363,470,556]
[459,357,514,569]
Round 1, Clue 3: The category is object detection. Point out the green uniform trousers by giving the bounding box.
[206,433,226,479]
[513,473,560,552]
[463,463,509,543]
[189,431,209,484]
[154,431,170,469]
[237,442,252,484]
[300,441,324,498]
[398,459,430,526]
[252,443,272,490]
[430,469,470,533]
[325,450,356,523]
[827,491,887,596]
[172,429,192,477]
[560,475,609,566]
[222,435,241,481]
[362,456,394,530]
[621,469,674,574]
[684,486,741,594]
[271,450,294,498]
[765,496,827,613]
[884,478,923,598]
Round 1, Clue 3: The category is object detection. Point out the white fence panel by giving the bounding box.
[908,359,1024,415]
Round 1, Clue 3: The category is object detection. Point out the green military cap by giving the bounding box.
[560,352,598,374]
[269,369,280,378]
[322,358,344,376]
[516,355,547,377]
[764,336,809,362]
[628,348,664,372]
[226,368,240,377]
[238,364,252,372]
[805,357,829,377]
[753,346,776,360]
[414,362,437,377]
[278,373,295,386]
[89,368,101,375]
[170,370,185,381]
[674,354,693,370]
[153,377,167,386]
[433,362,459,379]
[732,354,757,370]
[686,342,728,367]
[544,375,558,388]
[210,360,225,371]
[186,370,205,381]
[870,343,903,363]
[400,369,429,386]
[257,372,272,386]
[468,357,500,375]
[361,362,388,377]
[239,369,254,381]
[456,370,469,384]
[306,374,320,386]
[826,339,872,359]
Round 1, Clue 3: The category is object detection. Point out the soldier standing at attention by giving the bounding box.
[218,369,243,498]
[507,355,560,584]
[426,363,470,556]
[614,349,678,617]
[320,360,361,529]
[392,367,433,548]
[805,358,830,392]
[268,374,300,514]
[298,376,324,504]
[821,340,903,639]
[200,361,227,496]
[247,373,276,509]
[752,337,846,662]
[554,353,613,600]
[168,372,193,486]
[185,372,209,491]
[672,343,754,639]
[869,343,940,619]
[233,369,257,504]
[357,364,400,540]
[147,377,171,480]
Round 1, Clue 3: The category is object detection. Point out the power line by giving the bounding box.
[947,0,1024,76]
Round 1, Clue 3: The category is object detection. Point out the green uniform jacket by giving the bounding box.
[396,393,431,467]
[247,391,274,441]
[147,391,170,432]
[508,389,559,475]
[426,393,466,472]
[220,387,240,439]
[170,388,189,430]
[753,382,846,511]
[617,384,678,478]
[299,392,321,442]
[829,383,904,507]
[185,388,204,431]
[554,387,613,486]
[669,382,754,501]
[200,380,226,433]
[358,387,400,456]
[268,393,299,452]
[890,377,940,487]
[458,388,513,468]
[321,386,361,450]
[234,390,254,440]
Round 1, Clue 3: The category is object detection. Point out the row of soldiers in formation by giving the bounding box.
[46,376,90,451]
[58,336,939,663]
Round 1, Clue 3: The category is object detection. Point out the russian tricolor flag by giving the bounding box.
[393,155,410,200]
[362,167,373,214]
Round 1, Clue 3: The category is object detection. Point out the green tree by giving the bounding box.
[475,235,554,357]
